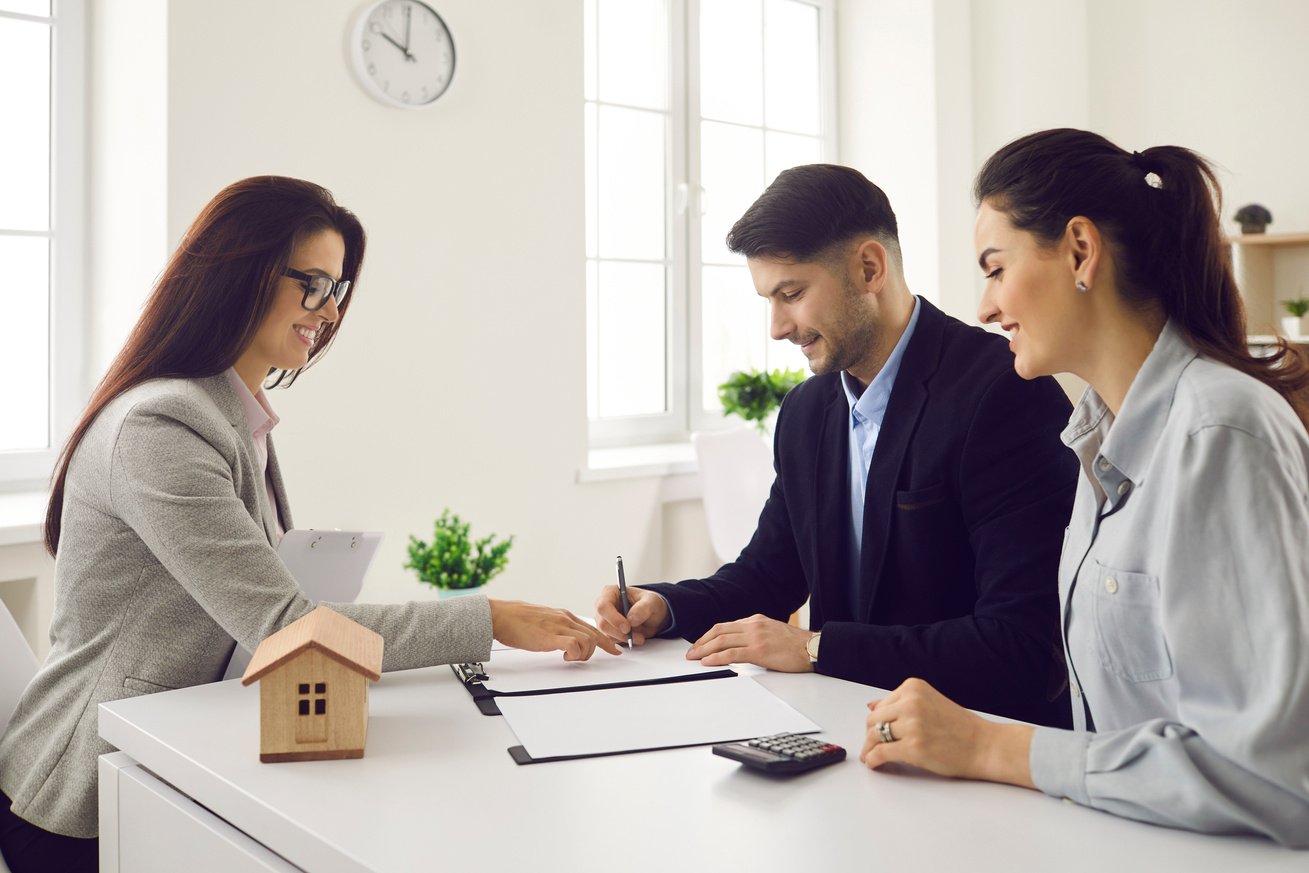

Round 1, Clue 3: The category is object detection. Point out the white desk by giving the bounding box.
[99,666,1302,872]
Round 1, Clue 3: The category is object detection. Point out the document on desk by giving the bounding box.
[498,676,820,762]
[482,637,723,694]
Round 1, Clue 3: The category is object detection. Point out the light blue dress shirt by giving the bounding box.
[841,297,920,614]
[1028,320,1309,846]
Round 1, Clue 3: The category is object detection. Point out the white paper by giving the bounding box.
[483,637,725,694]
[497,676,820,759]
[223,530,382,681]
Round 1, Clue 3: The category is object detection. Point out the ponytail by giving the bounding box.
[975,129,1309,431]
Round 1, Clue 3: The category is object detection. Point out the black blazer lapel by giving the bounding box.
[856,298,944,620]
[811,383,852,624]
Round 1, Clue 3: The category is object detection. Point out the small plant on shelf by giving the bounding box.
[404,509,513,592]
[1281,298,1309,319]
[717,368,806,431]
[1233,203,1273,234]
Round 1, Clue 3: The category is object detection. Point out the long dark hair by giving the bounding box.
[44,176,366,555]
[975,128,1309,430]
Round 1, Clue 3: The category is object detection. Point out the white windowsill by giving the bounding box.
[0,491,47,547]
[578,443,703,502]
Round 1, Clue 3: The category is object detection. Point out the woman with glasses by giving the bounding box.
[0,176,618,873]
[856,129,1309,846]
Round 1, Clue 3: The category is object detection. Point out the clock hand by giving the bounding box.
[378,31,415,62]
[403,5,412,52]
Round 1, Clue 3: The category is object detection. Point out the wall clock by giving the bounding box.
[350,0,456,108]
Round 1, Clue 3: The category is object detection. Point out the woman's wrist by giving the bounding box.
[972,721,1036,788]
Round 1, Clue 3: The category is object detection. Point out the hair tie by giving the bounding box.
[1132,150,1163,189]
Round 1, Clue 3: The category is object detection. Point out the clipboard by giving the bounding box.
[451,636,739,716]
[452,660,736,716]
[495,677,820,764]
[222,529,383,680]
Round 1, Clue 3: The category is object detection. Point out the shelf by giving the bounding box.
[1228,232,1309,246]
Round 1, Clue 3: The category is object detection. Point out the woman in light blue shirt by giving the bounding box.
[858,128,1309,847]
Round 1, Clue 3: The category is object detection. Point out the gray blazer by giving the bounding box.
[0,375,492,838]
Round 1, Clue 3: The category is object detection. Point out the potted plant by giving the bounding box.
[404,509,513,599]
[1233,203,1273,235]
[717,368,806,434]
[1280,298,1309,340]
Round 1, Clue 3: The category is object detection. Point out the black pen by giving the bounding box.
[616,555,633,650]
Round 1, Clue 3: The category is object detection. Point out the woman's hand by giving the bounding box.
[489,599,622,661]
[860,678,1036,787]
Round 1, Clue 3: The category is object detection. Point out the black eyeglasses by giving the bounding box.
[284,268,351,312]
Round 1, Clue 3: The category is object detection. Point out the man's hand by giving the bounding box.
[686,614,814,672]
[594,584,668,646]
[488,599,621,661]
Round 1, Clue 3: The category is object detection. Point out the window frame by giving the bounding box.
[585,0,837,449]
[0,0,87,490]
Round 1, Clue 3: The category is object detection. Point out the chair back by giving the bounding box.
[691,426,775,566]
[0,598,39,733]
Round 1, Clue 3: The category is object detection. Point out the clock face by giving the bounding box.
[351,0,456,108]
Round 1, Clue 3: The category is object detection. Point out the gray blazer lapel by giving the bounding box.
[197,373,283,546]
[267,436,294,533]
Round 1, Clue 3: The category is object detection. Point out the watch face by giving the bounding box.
[353,0,455,108]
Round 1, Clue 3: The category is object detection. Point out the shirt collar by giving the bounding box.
[224,368,280,442]
[841,295,922,426]
[1062,318,1198,487]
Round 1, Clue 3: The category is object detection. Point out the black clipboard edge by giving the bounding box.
[506,727,819,765]
[455,666,737,717]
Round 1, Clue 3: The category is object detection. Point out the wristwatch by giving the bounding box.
[805,631,821,663]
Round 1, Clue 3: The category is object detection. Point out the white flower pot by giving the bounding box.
[1281,316,1302,339]
[438,585,486,600]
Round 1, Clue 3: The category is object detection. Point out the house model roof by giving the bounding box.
[241,605,384,686]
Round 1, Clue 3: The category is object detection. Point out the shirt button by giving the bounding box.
[1097,457,1111,472]
[1104,576,1119,594]
[1117,480,1131,496]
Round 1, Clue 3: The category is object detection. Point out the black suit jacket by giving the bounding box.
[647,298,1077,727]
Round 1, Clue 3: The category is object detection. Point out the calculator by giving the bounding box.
[712,732,846,774]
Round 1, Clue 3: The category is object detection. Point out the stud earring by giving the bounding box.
[1075,280,1089,294]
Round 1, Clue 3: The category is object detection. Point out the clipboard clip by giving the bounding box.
[454,662,489,685]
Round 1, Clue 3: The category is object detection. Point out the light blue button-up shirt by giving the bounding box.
[840,297,920,613]
[1029,320,1309,846]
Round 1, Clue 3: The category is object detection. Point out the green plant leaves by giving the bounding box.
[403,508,514,590]
[717,368,806,430]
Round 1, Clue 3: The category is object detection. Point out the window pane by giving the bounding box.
[700,121,763,264]
[586,260,599,419]
[0,236,50,451]
[700,0,762,126]
[764,0,820,135]
[596,261,667,417]
[765,130,821,182]
[701,265,767,412]
[597,105,666,261]
[584,103,597,258]
[0,17,51,231]
[0,2,50,16]
[596,0,666,110]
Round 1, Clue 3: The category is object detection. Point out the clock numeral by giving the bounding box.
[362,39,371,51]
[369,22,381,33]
[402,91,411,103]
[367,63,376,75]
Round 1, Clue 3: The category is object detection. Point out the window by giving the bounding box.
[584,0,835,447]
[0,0,85,487]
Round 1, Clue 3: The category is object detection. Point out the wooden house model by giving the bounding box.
[241,605,384,763]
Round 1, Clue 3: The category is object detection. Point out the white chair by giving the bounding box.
[691,426,776,566]
[0,597,39,733]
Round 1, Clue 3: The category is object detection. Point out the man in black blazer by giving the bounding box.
[595,165,1076,727]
